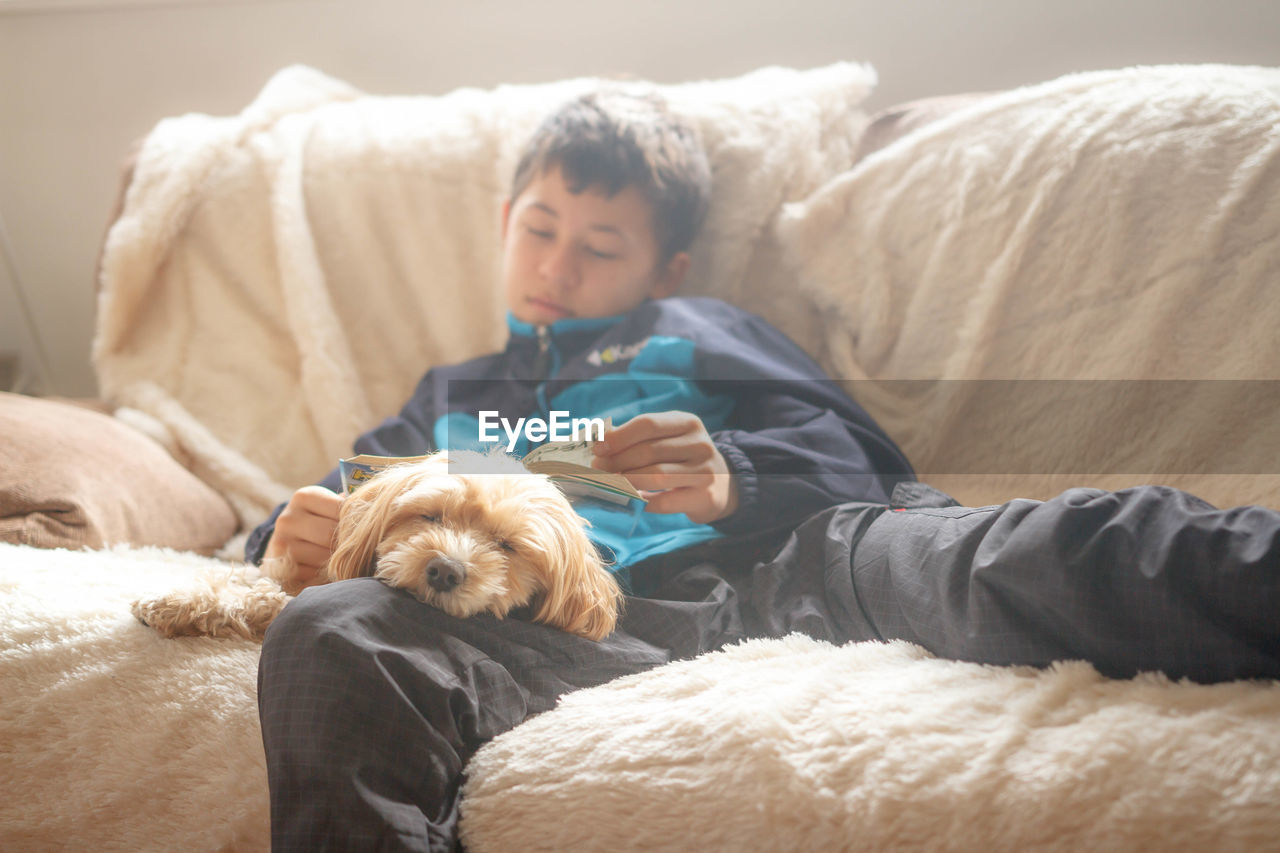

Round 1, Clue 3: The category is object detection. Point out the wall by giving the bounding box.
[1,0,1277,396]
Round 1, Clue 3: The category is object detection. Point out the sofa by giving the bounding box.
[2,61,1279,851]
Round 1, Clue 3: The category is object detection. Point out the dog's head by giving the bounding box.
[328,451,621,641]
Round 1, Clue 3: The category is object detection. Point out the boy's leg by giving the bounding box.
[848,485,1280,682]
[258,577,684,853]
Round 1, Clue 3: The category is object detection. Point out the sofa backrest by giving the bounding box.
[776,64,1280,510]
[94,63,1280,524]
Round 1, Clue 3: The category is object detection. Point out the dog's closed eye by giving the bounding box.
[496,539,515,553]
[420,514,441,523]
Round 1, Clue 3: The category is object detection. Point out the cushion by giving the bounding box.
[460,635,1280,852]
[775,64,1280,510]
[93,62,879,526]
[0,393,237,553]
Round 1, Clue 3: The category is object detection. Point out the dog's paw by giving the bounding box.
[131,579,285,641]
[131,593,202,638]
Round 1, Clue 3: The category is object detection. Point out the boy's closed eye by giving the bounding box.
[526,225,621,260]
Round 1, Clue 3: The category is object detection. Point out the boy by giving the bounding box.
[254,91,1280,852]
[246,90,914,583]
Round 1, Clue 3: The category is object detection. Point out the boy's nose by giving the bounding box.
[539,244,580,289]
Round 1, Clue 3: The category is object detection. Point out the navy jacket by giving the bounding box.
[246,297,914,573]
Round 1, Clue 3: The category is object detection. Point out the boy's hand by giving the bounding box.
[592,412,740,524]
[263,486,343,587]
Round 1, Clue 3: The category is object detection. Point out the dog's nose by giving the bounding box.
[426,556,467,592]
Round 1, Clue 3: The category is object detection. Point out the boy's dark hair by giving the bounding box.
[510,90,712,263]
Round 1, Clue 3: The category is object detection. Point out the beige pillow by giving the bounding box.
[0,393,236,553]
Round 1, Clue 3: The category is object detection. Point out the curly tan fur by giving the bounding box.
[133,451,622,641]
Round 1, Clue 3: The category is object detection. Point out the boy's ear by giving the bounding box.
[651,251,690,299]
[500,198,512,241]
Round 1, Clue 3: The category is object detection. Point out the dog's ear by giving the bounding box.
[327,468,408,581]
[528,496,622,641]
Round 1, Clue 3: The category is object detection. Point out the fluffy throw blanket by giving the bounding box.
[0,543,268,851]
[461,635,1280,852]
[5,543,1278,852]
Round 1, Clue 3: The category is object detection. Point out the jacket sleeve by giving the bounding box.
[700,314,915,536]
[243,371,442,564]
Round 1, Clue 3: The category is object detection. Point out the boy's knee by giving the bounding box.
[261,577,399,658]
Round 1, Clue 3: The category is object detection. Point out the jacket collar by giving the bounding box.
[505,311,627,363]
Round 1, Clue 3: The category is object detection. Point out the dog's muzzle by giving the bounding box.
[426,555,467,592]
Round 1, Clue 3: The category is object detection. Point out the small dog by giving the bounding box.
[133,451,622,641]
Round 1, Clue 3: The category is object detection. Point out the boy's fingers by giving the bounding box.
[641,489,693,516]
[642,486,729,524]
[293,486,344,520]
[280,506,341,549]
[618,464,712,492]
[288,541,334,571]
[273,486,342,571]
[594,445,693,475]
[595,411,702,455]
[593,432,714,474]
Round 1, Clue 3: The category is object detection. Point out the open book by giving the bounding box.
[339,438,645,507]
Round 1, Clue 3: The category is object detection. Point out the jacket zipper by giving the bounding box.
[532,326,553,438]
[533,325,552,377]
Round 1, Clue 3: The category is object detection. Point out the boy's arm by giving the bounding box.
[590,388,910,533]
[706,383,913,535]
[590,380,913,536]
[693,312,915,533]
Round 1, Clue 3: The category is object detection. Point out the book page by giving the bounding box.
[521,419,644,503]
[523,437,597,469]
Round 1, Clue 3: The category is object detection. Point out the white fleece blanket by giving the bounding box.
[0,543,267,852]
[4,542,1278,853]
[93,62,877,529]
[462,635,1280,852]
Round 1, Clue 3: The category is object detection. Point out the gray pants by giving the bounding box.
[258,485,1280,851]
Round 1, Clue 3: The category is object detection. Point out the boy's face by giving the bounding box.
[501,166,688,326]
